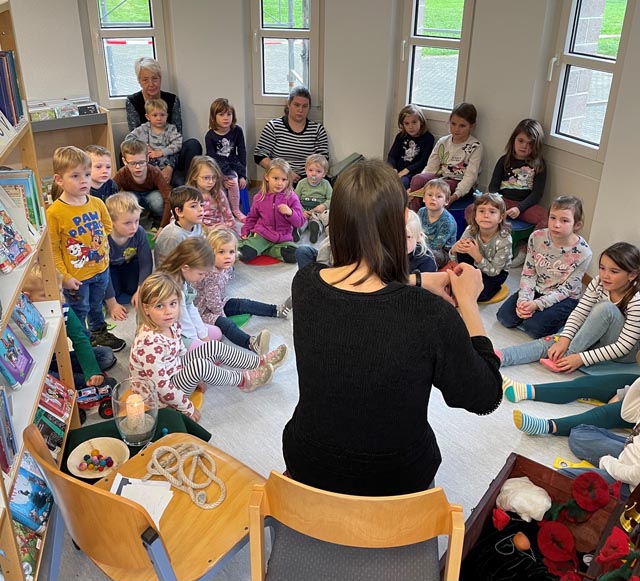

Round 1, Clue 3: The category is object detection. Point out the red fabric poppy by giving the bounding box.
[559,572,581,581]
[492,507,510,531]
[538,521,576,563]
[595,526,631,572]
[572,472,610,511]
[543,557,575,577]
[610,480,622,500]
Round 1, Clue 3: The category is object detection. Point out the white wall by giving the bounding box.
[11,0,89,101]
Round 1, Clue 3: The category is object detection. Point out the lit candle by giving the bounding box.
[125,393,145,433]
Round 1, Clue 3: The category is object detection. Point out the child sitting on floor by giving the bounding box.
[496,196,592,338]
[130,272,283,421]
[417,178,457,269]
[406,210,436,273]
[186,155,235,231]
[85,145,119,202]
[294,153,332,243]
[451,192,512,302]
[239,158,304,264]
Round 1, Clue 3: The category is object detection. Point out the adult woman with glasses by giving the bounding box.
[126,57,202,186]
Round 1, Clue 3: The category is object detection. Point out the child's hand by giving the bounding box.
[198,335,211,343]
[109,301,128,321]
[86,375,105,387]
[507,207,521,219]
[291,171,301,185]
[239,177,247,189]
[516,300,538,319]
[223,177,235,189]
[548,337,570,361]
[554,353,583,373]
[397,168,409,178]
[131,290,140,309]
[313,204,326,213]
[161,165,173,183]
[278,204,293,216]
[149,149,163,159]
[303,210,311,219]
[191,409,201,422]
[63,277,82,291]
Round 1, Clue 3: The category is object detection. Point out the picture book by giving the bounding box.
[12,519,41,581]
[0,170,42,230]
[19,451,45,481]
[0,325,34,389]
[40,374,73,421]
[33,407,65,459]
[0,199,32,273]
[0,387,17,468]
[9,465,53,534]
[11,293,46,345]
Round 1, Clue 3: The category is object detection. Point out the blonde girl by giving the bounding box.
[193,228,291,363]
[406,210,436,273]
[205,98,247,221]
[451,193,512,302]
[239,158,304,263]
[387,104,434,189]
[129,272,276,421]
[158,237,222,350]
[186,155,235,230]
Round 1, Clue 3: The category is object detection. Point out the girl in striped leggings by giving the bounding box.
[129,272,286,421]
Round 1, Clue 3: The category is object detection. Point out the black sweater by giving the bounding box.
[283,264,502,496]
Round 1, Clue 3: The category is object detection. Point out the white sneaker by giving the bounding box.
[249,329,270,357]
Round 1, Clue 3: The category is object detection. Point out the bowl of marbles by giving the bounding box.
[67,437,130,479]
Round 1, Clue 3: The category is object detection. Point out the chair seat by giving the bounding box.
[265,522,440,581]
[479,283,509,305]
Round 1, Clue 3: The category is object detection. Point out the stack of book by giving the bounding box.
[33,374,74,460]
[0,50,24,127]
[28,96,99,122]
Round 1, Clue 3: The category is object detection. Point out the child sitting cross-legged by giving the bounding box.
[85,145,119,202]
[294,153,332,243]
[406,210,436,274]
[104,192,153,321]
[125,98,182,185]
[417,178,457,269]
[153,185,204,266]
[496,195,592,338]
[114,138,172,230]
[194,227,291,358]
[130,273,286,420]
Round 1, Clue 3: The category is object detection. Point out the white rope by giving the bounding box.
[143,443,227,509]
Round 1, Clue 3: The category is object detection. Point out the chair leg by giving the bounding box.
[142,528,179,581]
[43,504,65,581]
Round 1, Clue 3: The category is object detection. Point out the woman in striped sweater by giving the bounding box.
[498,242,640,372]
[254,86,329,184]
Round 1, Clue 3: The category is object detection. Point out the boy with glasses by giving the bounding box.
[114,139,172,230]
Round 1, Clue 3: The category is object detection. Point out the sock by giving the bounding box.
[502,376,533,403]
[495,349,503,362]
[513,410,551,435]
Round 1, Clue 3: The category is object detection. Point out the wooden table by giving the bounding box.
[95,432,266,580]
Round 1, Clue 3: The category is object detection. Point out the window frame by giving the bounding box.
[86,0,168,109]
[250,0,321,106]
[397,0,475,122]
[543,0,635,162]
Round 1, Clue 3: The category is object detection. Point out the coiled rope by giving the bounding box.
[143,443,226,509]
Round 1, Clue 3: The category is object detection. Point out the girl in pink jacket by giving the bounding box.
[239,158,304,263]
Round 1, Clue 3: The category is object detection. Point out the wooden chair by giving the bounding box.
[23,425,265,581]
[249,471,465,581]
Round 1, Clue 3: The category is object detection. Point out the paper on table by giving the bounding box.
[110,473,173,529]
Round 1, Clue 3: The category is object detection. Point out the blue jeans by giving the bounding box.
[171,138,203,187]
[295,245,318,270]
[63,270,110,333]
[132,189,165,219]
[215,298,277,349]
[497,293,578,339]
[500,301,638,366]
[568,424,626,465]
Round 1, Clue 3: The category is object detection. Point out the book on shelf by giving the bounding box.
[0,51,23,127]
[39,374,74,422]
[0,169,44,230]
[11,292,46,345]
[12,519,41,581]
[9,465,53,534]
[0,197,34,273]
[0,325,34,389]
[33,407,65,459]
[0,109,17,149]
[0,387,17,473]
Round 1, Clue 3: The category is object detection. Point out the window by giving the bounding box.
[399,0,474,114]
[87,0,167,108]
[545,0,633,157]
[251,0,321,104]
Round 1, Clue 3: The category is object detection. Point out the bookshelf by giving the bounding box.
[0,2,77,580]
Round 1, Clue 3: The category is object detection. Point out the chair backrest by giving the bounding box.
[249,471,465,581]
[23,424,166,572]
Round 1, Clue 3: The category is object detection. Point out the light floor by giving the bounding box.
[47,250,595,581]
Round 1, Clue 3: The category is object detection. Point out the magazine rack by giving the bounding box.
[0,2,76,579]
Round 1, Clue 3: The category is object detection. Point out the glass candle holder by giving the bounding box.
[112,377,158,447]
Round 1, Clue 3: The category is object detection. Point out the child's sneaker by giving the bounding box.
[309,221,321,244]
[277,296,293,319]
[239,364,274,392]
[249,329,270,357]
[293,228,301,242]
[261,344,288,370]
[90,324,126,352]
